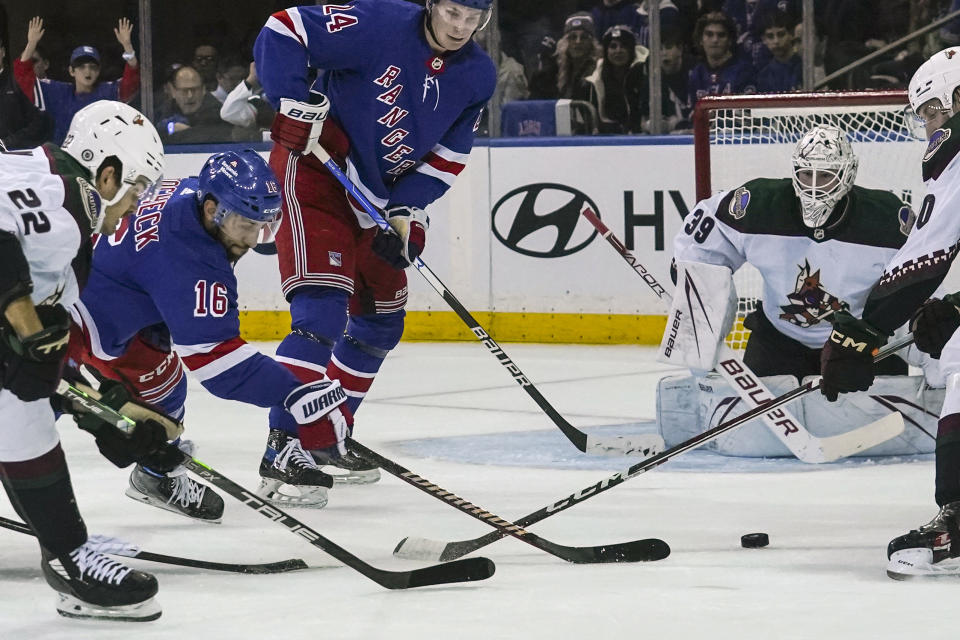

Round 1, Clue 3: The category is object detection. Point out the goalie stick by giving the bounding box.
[395,340,909,561]
[0,515,308,574]
[308,145,662,458]
[580,207,904,463]
[55,382,495,589]
[347,439,669,564]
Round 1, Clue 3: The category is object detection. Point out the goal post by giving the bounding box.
[691,91,927,351]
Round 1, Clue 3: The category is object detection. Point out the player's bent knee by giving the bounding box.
[288,286,350,345]
[346,312,405,355]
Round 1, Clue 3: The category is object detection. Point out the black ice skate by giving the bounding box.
[257,429,334,507]
[125,464,224,523]
[887,501,960,580]
[42,540,161,621]
[311,447,381,485]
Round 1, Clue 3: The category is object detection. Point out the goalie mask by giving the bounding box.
[791,126,858,229]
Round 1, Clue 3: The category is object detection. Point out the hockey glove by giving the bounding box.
[910,294,960,359]
[819,310,888,402]
[270,92,330,155]
[371,205,429,269]
[284,379,354,455]
[1,304,71,402]
[73,380,177,469]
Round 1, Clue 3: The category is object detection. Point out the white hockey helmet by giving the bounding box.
[909,48,960,116]
[61,101,164,212]
[791,125,858,229]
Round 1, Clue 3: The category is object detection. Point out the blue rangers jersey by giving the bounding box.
[254,0,496,217]
[688,53,756,107]
[75,179,303,408]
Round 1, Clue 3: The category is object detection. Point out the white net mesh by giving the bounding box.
[701,95,927,351]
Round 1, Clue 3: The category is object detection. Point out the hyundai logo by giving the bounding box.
[492,183,599,258]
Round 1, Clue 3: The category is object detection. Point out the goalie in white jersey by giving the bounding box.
[672,125,911,382]
[820,48,960,579]
[0,101,169,619]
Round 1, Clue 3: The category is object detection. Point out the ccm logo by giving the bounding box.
[829,330,868,352]
[287,108,324,121]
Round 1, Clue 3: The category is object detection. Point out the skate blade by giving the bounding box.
[124,488,222,524]
[55,593,162,622]
[326,467,381,485]
[886,553,960,580]
[256,478,329,508]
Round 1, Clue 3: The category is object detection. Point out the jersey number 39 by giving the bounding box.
[683,208,714,243]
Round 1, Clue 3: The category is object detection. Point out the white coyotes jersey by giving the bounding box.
[674,178,910,348]
[874,151,960,299]
[0,147,87,308]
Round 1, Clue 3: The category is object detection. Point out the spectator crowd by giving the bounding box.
[1,1,958,146]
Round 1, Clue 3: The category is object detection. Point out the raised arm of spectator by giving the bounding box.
[220,62,259,127]
[14,17,44,102]
[115,18,140,102]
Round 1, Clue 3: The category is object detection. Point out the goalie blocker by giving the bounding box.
[658,260,737,372]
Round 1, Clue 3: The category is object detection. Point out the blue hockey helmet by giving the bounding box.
[197,149,282,224]
[450,0,492,9]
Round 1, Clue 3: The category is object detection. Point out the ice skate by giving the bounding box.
[125,463,224,523]
[887,501,960,580]
[257,429,333,507]
[311,447,381,485]
[42,540,161,621]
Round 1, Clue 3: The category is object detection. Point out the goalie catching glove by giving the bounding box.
[284,379,354,456]
[71,380,182,471]
[371,205,429,269]
[910,293,960,359]
[819,310,889,401]
[1,304,71,402]
[270,92,330,156]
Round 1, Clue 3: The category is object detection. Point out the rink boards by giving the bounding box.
[162,137,950,343]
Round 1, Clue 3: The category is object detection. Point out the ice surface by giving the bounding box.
[0,343,950,639]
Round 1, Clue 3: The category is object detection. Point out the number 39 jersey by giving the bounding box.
[674,178,910,348]
[76,179,303,409]
[0,146,100,308]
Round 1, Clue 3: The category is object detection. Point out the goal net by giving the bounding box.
[692,91,927,352]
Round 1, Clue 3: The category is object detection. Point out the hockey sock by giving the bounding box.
[269,287,349,435]
[0,443,87,556]
[327,313,404,414]
[936,413,960,506]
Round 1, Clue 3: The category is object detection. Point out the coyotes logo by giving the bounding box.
[778,260,848,327]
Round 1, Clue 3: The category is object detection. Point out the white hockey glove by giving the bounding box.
[270,93,329,155]
[371,205,429,269]
[284,379,354,455]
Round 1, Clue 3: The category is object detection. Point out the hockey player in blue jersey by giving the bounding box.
[253,0,495,481]
[69,149,353,515]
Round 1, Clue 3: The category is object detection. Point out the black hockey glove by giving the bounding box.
[1,304,71,402]
[820,310,888,402]
[910,294,960,359]
[73,380,180,470]
[371,205,429,269]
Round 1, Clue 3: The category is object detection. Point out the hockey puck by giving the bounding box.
[740,533,769,548]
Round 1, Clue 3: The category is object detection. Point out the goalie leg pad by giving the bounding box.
[658,260,737,372]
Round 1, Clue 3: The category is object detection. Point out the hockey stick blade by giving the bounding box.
[388,341,910,562]
[182,458,495,589]
[395,534,671,564]
[0,515,308,574]
[50,386,495,589]
[348,439,669,564]
[310,146,650,456]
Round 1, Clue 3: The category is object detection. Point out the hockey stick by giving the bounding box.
[347,439,669,563]
[394,338,910,561]
[580,207,904,462]
[0,515,308,574]
[307,146,661,458]
[55,382,495,589]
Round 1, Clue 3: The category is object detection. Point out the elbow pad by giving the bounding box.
[0,231,33,315]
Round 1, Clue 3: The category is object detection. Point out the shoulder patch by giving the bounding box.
[924,128,951,162]
[728,186,750,219]
[898,205,915,237]
[75,177,102,230]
